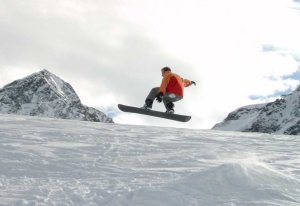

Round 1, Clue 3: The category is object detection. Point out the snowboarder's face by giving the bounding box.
[161,70,165,77]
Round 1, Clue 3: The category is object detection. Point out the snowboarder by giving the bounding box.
[142,67,196,114]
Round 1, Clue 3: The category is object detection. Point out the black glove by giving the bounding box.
[156,92,163,103]
[191,81,196,86]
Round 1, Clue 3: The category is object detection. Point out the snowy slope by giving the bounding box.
[0,69,113,123]
[0,114,299,206]
[213,86,300,135]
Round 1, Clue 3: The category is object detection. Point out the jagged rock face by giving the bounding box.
[0,69,113,123]
[212,86,300,135]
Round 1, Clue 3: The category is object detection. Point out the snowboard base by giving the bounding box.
[118,104,191,122]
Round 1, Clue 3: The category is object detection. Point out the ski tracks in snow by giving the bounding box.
[0,115,299,205]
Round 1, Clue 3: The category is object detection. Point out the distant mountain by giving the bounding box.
[212,86,300,135]
[0,69,113,123]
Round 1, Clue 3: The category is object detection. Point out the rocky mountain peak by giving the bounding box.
[5,69,80,103]
[0,70,113,123]
[212,86,300,135]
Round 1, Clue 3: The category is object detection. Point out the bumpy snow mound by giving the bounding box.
[0,69,113,123]
[118,162,300,206]
[171,162,300,204]
[213,86,300,135]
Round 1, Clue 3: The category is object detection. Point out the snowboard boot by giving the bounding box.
[141,99,153,110]
[166,102,175,114]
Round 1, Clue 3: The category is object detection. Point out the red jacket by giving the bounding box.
[159,71,192,97]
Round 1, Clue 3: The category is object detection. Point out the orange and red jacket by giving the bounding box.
[159,71,192,97]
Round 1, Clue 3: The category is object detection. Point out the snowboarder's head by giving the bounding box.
[161,67,171,77]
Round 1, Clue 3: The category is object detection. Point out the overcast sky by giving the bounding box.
[1,0,300,129]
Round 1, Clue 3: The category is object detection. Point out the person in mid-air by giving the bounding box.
[142,67,196,114]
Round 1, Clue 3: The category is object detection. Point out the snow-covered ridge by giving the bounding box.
[213,86,300,135]
[0,114,299,205]
[0,69,113,123]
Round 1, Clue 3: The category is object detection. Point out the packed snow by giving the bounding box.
[0,114,299,205]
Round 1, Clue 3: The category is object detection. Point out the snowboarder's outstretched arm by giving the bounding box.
[182,79,196,87]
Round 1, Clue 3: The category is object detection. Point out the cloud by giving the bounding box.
[1,0,300,129]
[0,0,193,99]
[258,44,300,99]
[262,45,300,62]
[283,68,300,80]
[0,0,199,128]
[249,87,295,101]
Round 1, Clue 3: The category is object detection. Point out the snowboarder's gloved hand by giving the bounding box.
[191,81,196,86]
[156,92,163,103]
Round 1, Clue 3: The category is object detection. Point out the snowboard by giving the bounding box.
[118,104,191,122]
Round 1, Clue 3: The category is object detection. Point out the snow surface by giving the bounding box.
[0,114,299,206]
